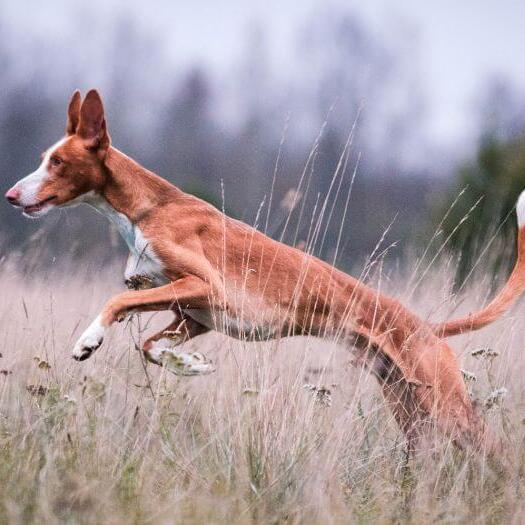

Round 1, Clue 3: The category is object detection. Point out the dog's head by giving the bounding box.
[5,90,111,218]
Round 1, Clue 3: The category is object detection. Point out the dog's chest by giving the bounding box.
[123,227,168,287]
[85,195,167,288]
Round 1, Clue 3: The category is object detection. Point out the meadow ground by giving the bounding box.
[0,252,524,525]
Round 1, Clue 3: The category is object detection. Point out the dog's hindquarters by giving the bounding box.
[336,292,499,454]
[350,331,499,454]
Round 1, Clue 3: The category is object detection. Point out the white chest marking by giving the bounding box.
[81,192,168,286]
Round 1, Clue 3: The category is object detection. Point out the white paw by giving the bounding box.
[72,316,105,361]
[148,342,216,376]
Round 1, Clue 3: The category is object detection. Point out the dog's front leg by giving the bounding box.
[72,276,213,361]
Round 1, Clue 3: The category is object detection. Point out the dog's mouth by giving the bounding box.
[23,195,57,215]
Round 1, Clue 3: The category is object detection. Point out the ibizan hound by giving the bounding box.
[6,90,525,454]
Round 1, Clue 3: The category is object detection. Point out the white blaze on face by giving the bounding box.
[13,138,67,217]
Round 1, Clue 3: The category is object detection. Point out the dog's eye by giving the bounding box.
[50,156,63,167]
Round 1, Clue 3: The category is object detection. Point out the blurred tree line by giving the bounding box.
[4,3,524,280]
[0,5,439,273]
[437,79,525,286]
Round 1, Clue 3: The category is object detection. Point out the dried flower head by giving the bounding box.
[303,384,332,407]
[33,357,51,370]
[471,348,499,359]
[26,385,49,397]
[125,274,154,290]
[242,388,259,397]
[485,387,508,409]
[460,369,477,382]
[280,188,303,213]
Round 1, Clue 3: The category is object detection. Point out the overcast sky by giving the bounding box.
[5,0,525,157]
[157,0,525,148]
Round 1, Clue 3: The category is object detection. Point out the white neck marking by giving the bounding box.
[81,191,137,251]
[73,191,167,285]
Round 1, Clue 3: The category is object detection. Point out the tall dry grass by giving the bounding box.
[1,114,523,523]
[0,247,524,525]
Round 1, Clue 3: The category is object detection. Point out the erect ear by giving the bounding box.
[77,89,111,154]
[66,90,81,135]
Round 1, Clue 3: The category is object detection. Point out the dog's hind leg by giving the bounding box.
[382,340,500,455]
[351,337,429,454]
[351,332,499,455]
[371,351,431,455]
[142,313,216,376]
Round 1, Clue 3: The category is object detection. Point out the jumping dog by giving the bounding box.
[6,90,525,453]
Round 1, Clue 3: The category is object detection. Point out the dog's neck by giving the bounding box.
[88,147,181,223]
[81,147,181,250]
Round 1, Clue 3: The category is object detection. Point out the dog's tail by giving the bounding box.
[432,190,525,338]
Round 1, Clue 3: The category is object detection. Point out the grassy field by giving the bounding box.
[0,252,524,525]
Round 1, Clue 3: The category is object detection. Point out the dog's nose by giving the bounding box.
[5,187,20,205]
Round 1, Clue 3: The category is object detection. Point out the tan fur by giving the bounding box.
[9,89,520,455]
[432,227,525,337]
